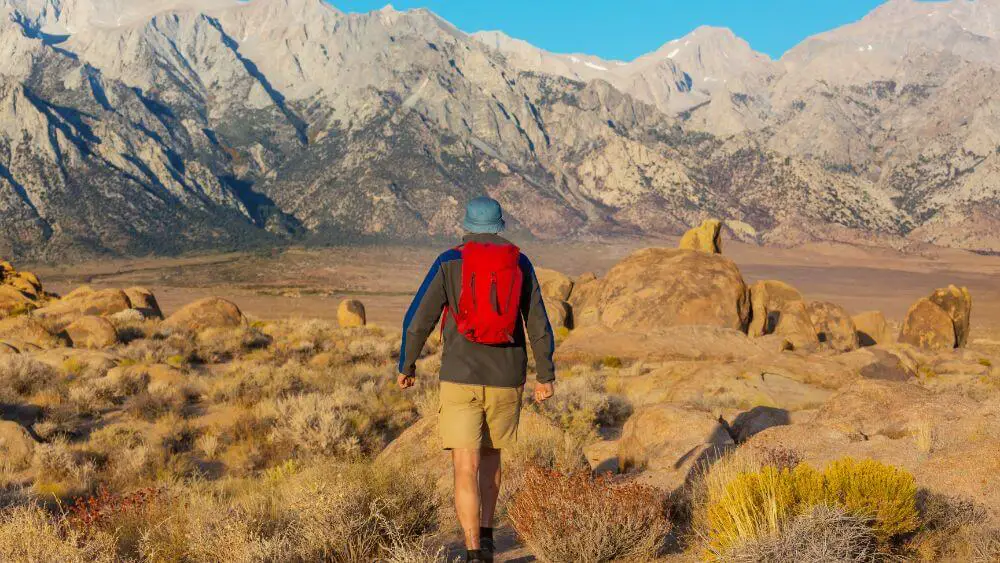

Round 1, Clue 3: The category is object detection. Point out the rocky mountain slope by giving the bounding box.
[0,0,997,259]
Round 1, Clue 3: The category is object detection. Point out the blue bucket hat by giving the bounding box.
[463,196,506,234]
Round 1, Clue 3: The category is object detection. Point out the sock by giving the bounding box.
[480,526,495,553]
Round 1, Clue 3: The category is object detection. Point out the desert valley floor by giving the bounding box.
[26,238,1000,332]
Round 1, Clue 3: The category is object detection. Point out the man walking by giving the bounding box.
[397,196,556,563]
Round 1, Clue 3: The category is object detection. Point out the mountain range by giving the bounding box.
[2,0,1000,259]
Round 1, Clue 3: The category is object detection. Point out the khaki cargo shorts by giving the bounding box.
[439,382,523,450]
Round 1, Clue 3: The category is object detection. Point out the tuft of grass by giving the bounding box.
[601,355,623,369]
[978,358,993,368]
[509,466,670,563]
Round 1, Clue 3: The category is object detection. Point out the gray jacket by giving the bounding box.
[398,234,556,388]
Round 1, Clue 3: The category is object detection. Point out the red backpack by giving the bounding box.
[445,241,524,345]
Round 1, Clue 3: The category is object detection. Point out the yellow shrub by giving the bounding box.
[822,458,919,541]
[702,457,919,559]
[706,465,824,555]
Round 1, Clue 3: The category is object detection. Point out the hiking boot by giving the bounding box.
[465,548,490,562]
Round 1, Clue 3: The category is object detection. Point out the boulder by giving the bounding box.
[857,348,915,382]
[927,285,972,347]
[336,299,367,328]
[567,277,603,329]
[770,301,821,351]
[62,286,94,300]
[0,285,33,316]
[899,298,956,351]
[34,288,132,330]
[63,316,118,349]
[29,348,118,375]
[679,219,723,254]
[163,297,245,332]
[535,268,575,302]
[576,272,598,285]
[15,271,41,290]
[0,316,59,349]
[617,404,735,490]
[124,287,164,319]
[730,406,793,443]
[748,280,805,336]
[853,310,891,347]
[0,421,36,470]
[806,301,859,352]
[608,361,835,412]
[6,275,38,298]
[595,248,750,332]
[543,298,571,330]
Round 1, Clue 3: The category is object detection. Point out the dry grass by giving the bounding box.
[907,493,1000,562]
[0,314,446,560]
[509,466,670,563]
[724,504,881,563]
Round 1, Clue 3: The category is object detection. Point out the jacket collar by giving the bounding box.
[462,233,513,246]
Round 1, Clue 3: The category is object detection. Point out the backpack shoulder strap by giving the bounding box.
[439,243,465,341]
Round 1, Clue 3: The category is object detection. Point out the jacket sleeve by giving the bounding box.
[398,255,448,377]
[519,255,556,384]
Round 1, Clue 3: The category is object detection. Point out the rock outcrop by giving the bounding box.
[748,280,804,336]
[852,310,892,347]
[0,261,48,317]
[806,301,859,352]
[124,287,164,320]
[899,297,958,351]
[749,380,1000,515]
[927,285,972,347]
[0,316,59,349]
[747,280,818,350]
[589,248,750,332]
[678,219,723,254]
[617,404,735,490]
[163,297,245,332]
[337,299,367,328]
[543,298,571,331]
[63,316,119,349]
[535,268,575,302]
[34,288,132,331]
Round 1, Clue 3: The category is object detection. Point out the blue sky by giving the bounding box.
[330,0,889,60]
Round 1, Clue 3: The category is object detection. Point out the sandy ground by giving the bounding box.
[27,238,1000,334]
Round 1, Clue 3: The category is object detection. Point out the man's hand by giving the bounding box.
[534,382,554,403]
[397,373,415,390]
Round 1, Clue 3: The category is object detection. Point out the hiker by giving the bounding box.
[397,196,556,563]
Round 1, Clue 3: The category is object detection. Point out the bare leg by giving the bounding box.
[479,447,502,528]
[453,448,482,549]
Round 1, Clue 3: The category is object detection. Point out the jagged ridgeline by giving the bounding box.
[1,0,999,259]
